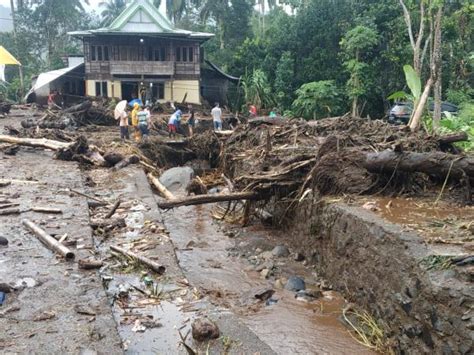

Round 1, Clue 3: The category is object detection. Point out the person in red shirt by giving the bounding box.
[248,104,257,117]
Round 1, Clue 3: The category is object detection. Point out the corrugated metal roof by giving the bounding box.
[68,0,213,41]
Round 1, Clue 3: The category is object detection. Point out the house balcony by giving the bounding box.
[109,60,174,76]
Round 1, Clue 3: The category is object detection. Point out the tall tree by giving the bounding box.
[340,25,379,117]
[99,0,128,26]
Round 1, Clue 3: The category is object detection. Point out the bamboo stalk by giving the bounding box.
[22,219,75,260]
[110,245,165,274]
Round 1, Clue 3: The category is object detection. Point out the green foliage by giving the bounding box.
[99,0,129,26]
[446,87,474,106]
[438,103,474,151]
[274,51,295,109]
[403,64,421,102]
[292,80,341,120]
[241,69,275,110]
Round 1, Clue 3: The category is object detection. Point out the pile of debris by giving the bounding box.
[0,97,12,116]
[21,99,116,129]
[219,116,473,206]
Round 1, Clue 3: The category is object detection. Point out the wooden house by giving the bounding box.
[68,0,213,104]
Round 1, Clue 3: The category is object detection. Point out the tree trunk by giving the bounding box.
[432,5,443,130]
[157,191,260,209]
[363,150,474,181]
[409,77,433,131]
[0,135,73,150]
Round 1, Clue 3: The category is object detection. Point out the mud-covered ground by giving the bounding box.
[1,108,372,353]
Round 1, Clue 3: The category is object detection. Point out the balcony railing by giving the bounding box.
[109,61,174,75]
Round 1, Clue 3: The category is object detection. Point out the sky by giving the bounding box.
[0,0,167,17]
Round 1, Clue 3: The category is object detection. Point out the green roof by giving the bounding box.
[69,0,213,41]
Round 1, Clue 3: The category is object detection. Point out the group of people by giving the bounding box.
[118,103,151,142]
[118,100,274,142]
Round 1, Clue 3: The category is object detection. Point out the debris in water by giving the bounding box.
[132,319,146,332]
[254,288,275,301]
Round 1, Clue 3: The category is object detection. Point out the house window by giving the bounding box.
[152,83,165,100]
[188,47,193,62]
[95,81,108,97]
[175,47,194,62]
[90,45,110,61]
[175,47,181,62]
[91,45,96,61]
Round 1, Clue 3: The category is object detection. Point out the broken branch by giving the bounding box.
[110,245,165,274]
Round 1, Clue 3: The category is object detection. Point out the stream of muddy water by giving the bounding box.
[161,200,373,354]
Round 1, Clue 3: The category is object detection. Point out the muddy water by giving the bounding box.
[162,203,373,354]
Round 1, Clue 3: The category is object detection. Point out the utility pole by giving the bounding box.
[10,0,25,102]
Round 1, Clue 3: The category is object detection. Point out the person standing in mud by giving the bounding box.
[168,109,181,139]
[137,106,150,141]
[211,102,222,131]
[187,104,195,137]
[119,108,130,141]
[131,103,141,141]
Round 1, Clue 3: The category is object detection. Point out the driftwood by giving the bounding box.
[148,173,176,200]
[78,258,104,270]
[110,245,166,274]
[438,132,469,145]
[70,188,107,204]
[0,208,20,216]
[0,135,73,151]
[105,200,121,219]
[364,150,474,180]
[0,203,19,209]
[158,191,260,209]
[22,219,75,260]
[113,155,140,170]
[31,207,62,214]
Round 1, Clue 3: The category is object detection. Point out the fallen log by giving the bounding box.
[31,207,62,214]
[63,100,92,114]
[110,245,165,274]
[148,173,176,200]
[157,191,260,209]
[364,150,474,180]
[438,132,469,145]
[113,155,140,171]
[0,208,20,216]
[0,135,73,151]
[78,258,104,270]
[22,219,75,260]
[70,188,107,203]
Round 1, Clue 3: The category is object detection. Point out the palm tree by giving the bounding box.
[99,0,128,26]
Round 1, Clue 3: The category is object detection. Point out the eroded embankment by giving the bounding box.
[275,194,473,354]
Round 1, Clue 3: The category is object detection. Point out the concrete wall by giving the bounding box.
[86,80,95,96]
[164,80,200,104]
[85,79,199,104]
[281,195,474,354]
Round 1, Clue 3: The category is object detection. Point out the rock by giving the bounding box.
[255,248,263,254]
[274,279,285,289]
[191,318,220,342]
[285,276,306,291]
[255,261,274,272]
[320,280,332,290]
[295,290,317,302]
[159,167,194,192]
[0,283,13,293]
[103,152,125,166]
[305,287,323,298]
[260,268,271,279]
[254,288,275,301]
[259,251,273,260]
[0,236,8,246]
[272,245,290,258]
[294,252,305,262]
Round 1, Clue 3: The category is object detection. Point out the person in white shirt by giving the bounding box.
[211,102,222,131]
[119,110,129,141]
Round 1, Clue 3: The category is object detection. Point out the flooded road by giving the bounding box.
[162,201,374,354]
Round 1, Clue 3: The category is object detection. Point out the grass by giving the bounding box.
[342,308,393,354]
[419,255,454,270]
